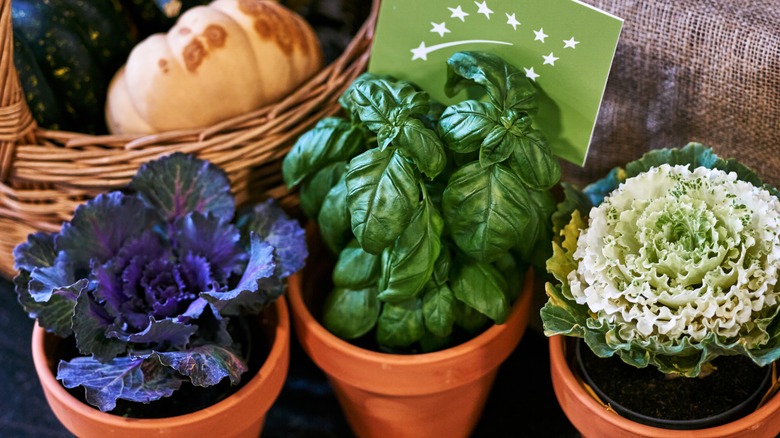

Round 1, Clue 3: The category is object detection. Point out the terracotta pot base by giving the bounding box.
[549,336,780,438]
[288,263,534,438]
[32,298,291,438]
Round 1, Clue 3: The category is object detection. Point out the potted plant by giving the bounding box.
[541,143,780,437]
[13,153,307,437]
[282,50,560,437]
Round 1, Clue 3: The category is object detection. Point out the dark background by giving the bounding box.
[0,276,578,437]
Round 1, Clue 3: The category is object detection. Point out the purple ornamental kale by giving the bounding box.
[13,153,307,412]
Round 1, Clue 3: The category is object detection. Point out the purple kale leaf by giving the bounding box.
[130,152,235,222]
[13,153,307,412]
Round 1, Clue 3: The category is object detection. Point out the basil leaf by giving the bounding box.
[438,100,499,154]
[431,244,452,286]
[509,128,561,190]
[394,118,447,178]
[493,253,525,302]
[451,256,509,324]
[445,51,537,112]
[283,117,365,187]
[376,298,425,348]
[346,148,420,254]
[443,162,533,263]
[299,161,346,219]
[377,197,443,303]
[332,239,381,289]
[318,175,352,254]
[422,283,455,337]
[453,297,489,333]
[323,286,380,339]
[349,78,429,148]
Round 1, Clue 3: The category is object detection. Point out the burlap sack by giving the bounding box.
[568,0,780,188]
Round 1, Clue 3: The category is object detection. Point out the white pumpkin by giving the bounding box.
[106,0,322,134]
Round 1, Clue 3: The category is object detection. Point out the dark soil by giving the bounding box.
[577,340,772,427]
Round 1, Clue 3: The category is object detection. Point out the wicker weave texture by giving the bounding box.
[0,0,380,279]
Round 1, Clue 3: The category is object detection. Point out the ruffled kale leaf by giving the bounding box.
[150,344,248,387]
[56,192,157,268]
[237,199,307,278]
[200,234,281,315]
[130,152,235,222]
[173,212,245,283]
[57,355,183,412]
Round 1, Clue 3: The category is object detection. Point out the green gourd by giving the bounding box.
[11,0,136,133]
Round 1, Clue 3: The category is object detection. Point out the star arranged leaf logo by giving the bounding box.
[411,2,580,82]
[368,0,623,166]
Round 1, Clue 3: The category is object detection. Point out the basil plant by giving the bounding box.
[542,143,780,377]
[283,51,561,351]
[14,153,307,411]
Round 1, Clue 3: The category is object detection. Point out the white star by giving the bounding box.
[524,66,539,81]
[474,1,493,19]
[411,42,429,61]
[506,12,520,30]
[448,5,469,22]
[533,28,548,43]
[563,37,580,48]
[430,22,450,37]
[542,52,559,66]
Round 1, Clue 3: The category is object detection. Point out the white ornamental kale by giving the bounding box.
[542,145,780,377]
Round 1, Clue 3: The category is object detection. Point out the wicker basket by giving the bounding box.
[0,0,380,279]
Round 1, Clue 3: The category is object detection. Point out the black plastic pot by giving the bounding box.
[575,339,773,430]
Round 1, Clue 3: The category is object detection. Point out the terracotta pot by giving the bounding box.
[549,335,780,438]
[32,297,291,438]
[287,264,534,438]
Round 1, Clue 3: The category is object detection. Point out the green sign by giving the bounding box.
[368,0,623,166]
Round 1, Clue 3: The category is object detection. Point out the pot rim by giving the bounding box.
[31,297,290,430]
[549,335,780,437]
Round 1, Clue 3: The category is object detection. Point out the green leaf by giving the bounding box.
[551,182,593,235]
[376,298,425,348]
[623,142,719,178]
[438,100,500,154]
[422,283,455,337]
[348,78,428,148]
[299,161,346,219]
[431,245,452,286]
[445,51,537,111]
[509,128,561,190]
[453,297,489,333]
[451,256,509,324]
[282,117,365,188]
[322,286,380,339]
[346,148,420,254]
[332,240,381,289]
[318,175,352,254]
[394,118,447,178]
[540,283,588,337]
[493,253,525,302]
[443,162,533,263]
[377,197,443,303]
